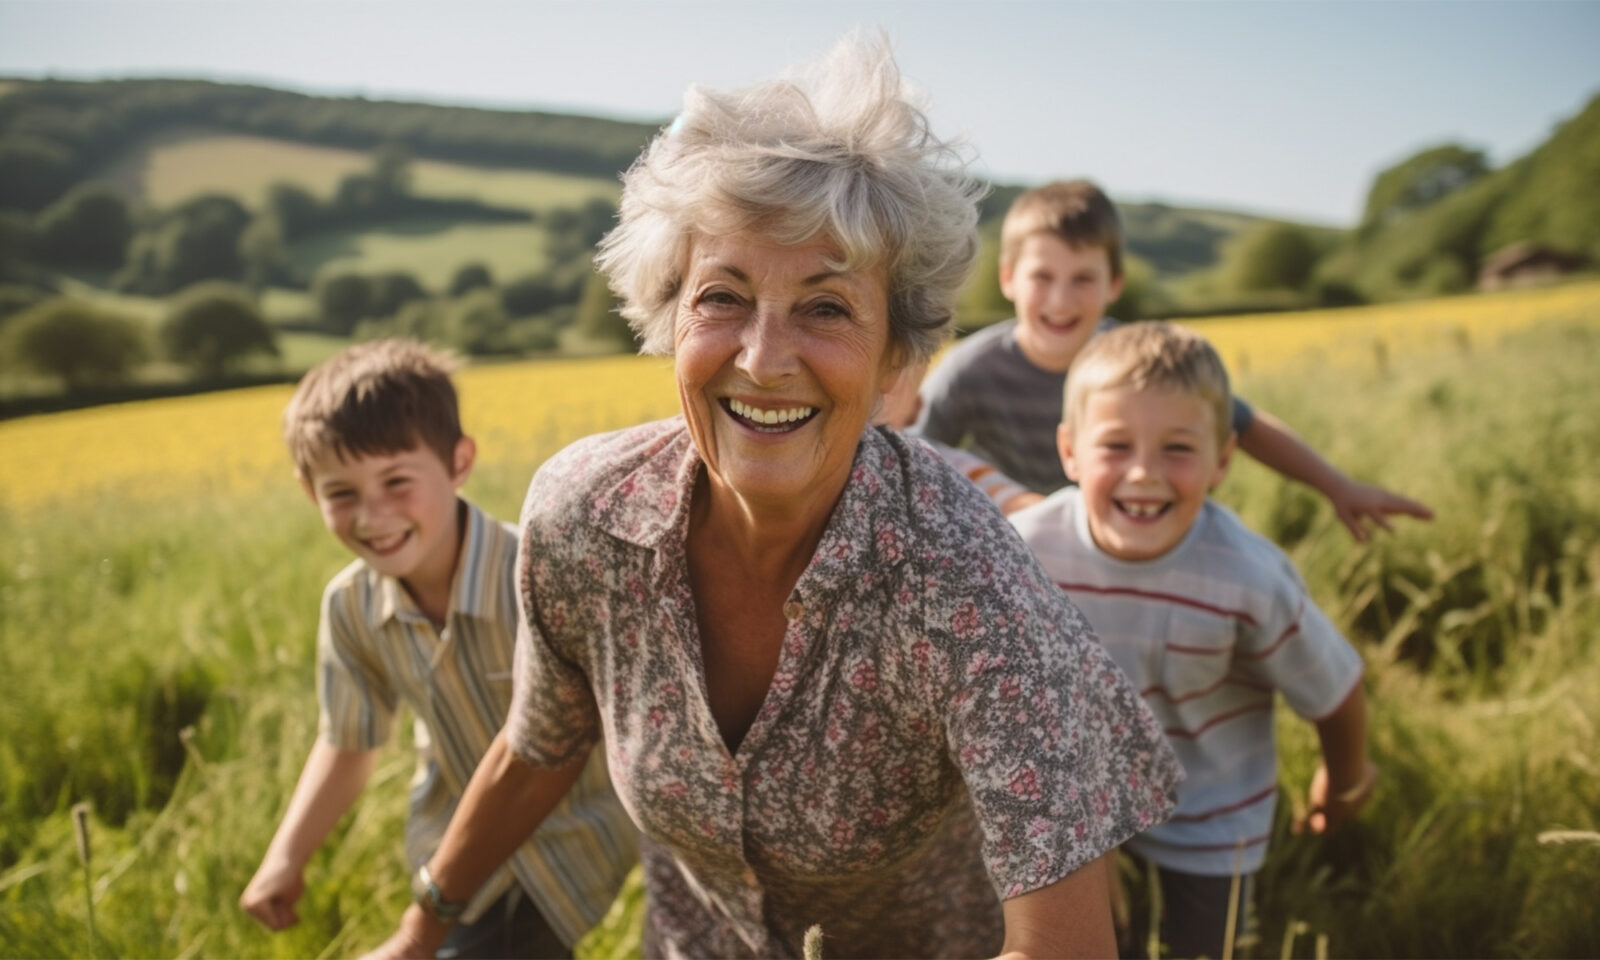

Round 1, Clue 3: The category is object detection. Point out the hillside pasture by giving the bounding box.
[94,128,619,212]
[286,218,554,290]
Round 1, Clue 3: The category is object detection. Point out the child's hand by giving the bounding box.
[1295,758,1379,834]
[239,855,305,930]
[1328,478,1434,542]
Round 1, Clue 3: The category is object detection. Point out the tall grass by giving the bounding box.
[2,313,1597,957]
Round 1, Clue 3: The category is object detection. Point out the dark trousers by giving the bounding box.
[436,887,571,960]
[1120,858,1255,959]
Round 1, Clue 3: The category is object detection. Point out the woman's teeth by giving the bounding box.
[727,398,818,426]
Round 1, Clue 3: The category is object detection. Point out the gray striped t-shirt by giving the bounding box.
[913,318,1253,494]
[1010,489,1363,875]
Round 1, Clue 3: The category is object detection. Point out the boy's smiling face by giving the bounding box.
[300,439,474,591]
[1060,385,1233,561]
[1002,232,1124,374]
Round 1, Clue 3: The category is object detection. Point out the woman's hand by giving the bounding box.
[359,904,449,960]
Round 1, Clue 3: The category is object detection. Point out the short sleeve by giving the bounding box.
[316,581,397,751]
[938,550,1181,900]
[504,519,603,768]
[1230,396,1255,437]
[1235,561,1363,721]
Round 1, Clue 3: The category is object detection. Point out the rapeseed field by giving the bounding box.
[4,282,1595,510]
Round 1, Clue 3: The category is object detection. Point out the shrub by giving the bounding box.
[161,282,279,377]
[0,298,147,387]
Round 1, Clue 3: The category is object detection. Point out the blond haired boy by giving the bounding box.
[915,179,1432,540]
[240,340,634,958]
[1009,323,1378,958]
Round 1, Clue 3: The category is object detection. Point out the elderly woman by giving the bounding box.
[375,35,1179,960]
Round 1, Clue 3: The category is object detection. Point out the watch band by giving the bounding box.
[412,863,468,923]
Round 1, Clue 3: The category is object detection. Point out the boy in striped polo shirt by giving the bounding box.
[240,340,634,958]
[1009,322,1378,959]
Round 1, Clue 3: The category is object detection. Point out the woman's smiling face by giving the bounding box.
[674,230,897,510]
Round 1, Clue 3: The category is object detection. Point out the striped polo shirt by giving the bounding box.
[317,499,635,942]
[913,318,1254,494]
[1010,489,1363,876]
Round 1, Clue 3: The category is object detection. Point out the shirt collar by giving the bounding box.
[371,498,498,628]
[588,420,914,589]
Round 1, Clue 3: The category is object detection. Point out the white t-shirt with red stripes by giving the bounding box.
[1010,488,1363,876]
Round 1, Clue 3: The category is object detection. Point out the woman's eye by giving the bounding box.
[808,300,850,320]
[698,290,742,312]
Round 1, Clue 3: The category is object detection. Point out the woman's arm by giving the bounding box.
[997,854,1117,959]
[362,732,590,960]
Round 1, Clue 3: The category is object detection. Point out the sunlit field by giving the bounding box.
[2,283,1598,958]
[97,128,620,212]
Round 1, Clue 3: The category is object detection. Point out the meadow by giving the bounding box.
[2,284,1598,958]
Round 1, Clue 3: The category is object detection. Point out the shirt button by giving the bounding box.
[783,601,804,621]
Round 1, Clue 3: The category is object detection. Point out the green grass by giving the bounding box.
[94,128,617,213]
[2,320,1597,957]
[288,219,552,290]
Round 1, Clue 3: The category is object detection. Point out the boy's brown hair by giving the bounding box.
[1065,322,1232,446]
[283,338,464,478]
[1000,179,1123,279]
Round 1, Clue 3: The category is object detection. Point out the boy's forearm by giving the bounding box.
[264,740,375,869]
[1314,680,1370,793]
[1237,409,1345,498]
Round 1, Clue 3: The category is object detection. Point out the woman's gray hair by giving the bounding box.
[595,30,984,363]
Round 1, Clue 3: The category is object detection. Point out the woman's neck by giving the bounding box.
[689,469,846,588]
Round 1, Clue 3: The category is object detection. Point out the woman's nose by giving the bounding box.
[737,306,799,385]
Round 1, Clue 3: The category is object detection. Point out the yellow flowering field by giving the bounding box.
[1,281,1596,510]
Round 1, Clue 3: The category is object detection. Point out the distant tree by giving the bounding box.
[31,182,132,269]
[263,181,322,240]
[1361,144,1490,235]
[955,229,1011,330]
[314,271,373,335]
[1106,253,1160,321]
[115,194,251,295]
[332,173,379,213]
[447,288,515,355]
[0,136,77,212]
[0,298,147,388]
[500,272,582,317]
[448,262,494,297]
[369,271,429,318]
[545,198,618,262]
[573,267,634,350]
[0,284,48,325]
[371,142,414,199]
[161,282,279,377]
[238,215,289,289]
[1224,221,1321,293]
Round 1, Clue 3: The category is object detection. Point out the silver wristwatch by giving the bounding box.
[411,863,468,923]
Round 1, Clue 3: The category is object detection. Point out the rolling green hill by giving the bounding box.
[1316,92,1600,300]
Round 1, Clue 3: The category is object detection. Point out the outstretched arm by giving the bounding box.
[1239,408,1434,541]
[241,740,375,930]
[996,854,1117,959]
[361,732,589,960]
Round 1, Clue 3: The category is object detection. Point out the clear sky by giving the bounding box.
[2,0,1596,224]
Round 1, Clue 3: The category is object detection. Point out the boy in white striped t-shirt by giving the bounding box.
[240,340,634,958]
[1010,322,1378,959]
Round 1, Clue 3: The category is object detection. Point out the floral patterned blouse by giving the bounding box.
[507,418,1180,959]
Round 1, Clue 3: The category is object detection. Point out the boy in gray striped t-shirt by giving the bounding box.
[1010,322,1378,959]
[241,340,634,958]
